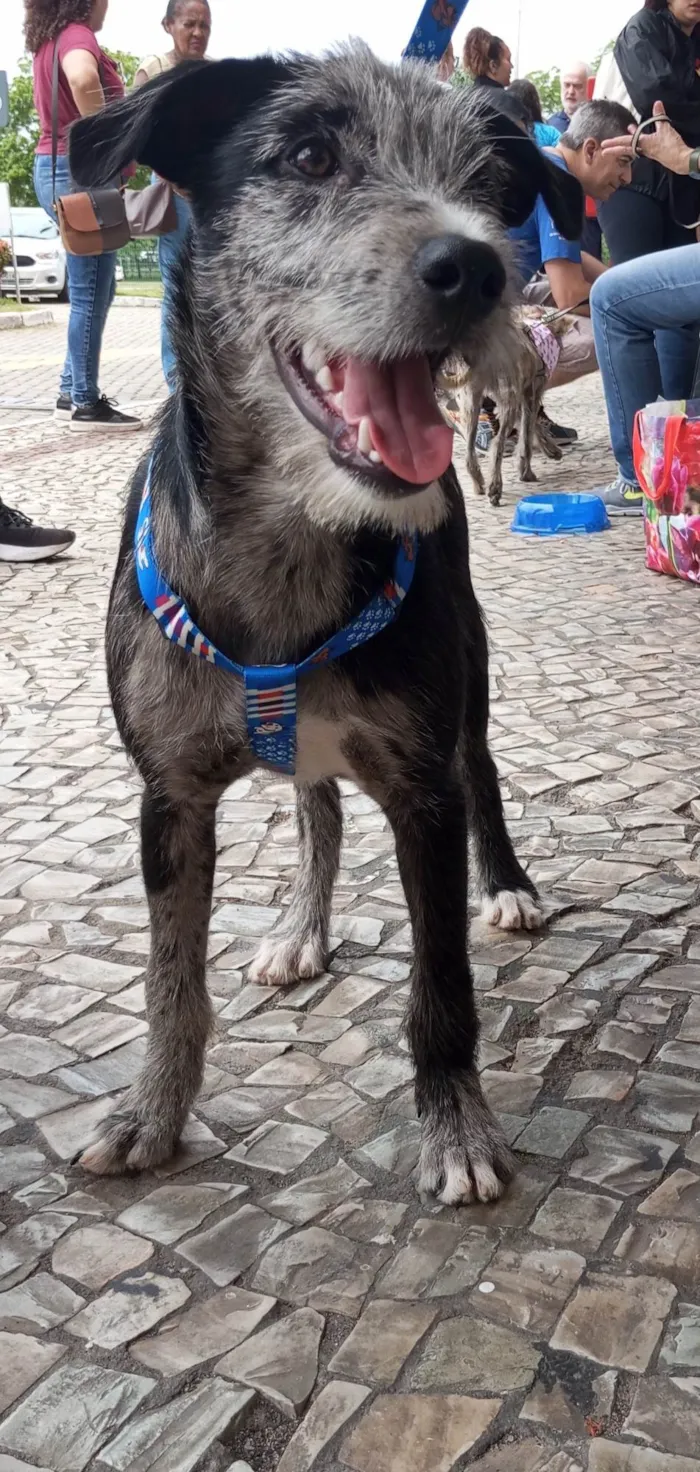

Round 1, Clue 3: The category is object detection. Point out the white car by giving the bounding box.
[1,207,68,301]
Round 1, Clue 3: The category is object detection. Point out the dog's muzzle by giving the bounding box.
[272,234,506,496]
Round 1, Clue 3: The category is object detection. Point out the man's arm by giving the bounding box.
[544,257,591,315]
[61,48,105,117]
[581,251,607,284]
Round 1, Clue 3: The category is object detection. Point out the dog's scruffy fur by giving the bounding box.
[70,46,581,1204]
[439,306,575,507]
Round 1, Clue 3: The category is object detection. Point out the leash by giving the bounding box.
[632,113,700,231]
[134,462,418,775]
[540,298,588,325]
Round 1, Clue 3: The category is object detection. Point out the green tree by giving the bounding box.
[525,67,561,118]
[450,66,471,90]
[0,59,40,206]
[591,40,614,74]
[105,49,140,89]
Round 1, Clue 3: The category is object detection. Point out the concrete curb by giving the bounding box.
[112,295,162,308]
[0,308,55,331]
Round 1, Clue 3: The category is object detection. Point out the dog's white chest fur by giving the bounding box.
[293,714,355,784]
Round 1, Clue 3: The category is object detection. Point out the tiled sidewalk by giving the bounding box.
[1,331,700,1472]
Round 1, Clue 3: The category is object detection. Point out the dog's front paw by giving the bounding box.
[480,887,544,932]
[79,1108,180,1175]
[248,933,326,987]
[418,1074,515,1206]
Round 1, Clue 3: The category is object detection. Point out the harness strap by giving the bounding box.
[135,463,418,774]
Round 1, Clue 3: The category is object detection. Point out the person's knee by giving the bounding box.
[589,272,613,320]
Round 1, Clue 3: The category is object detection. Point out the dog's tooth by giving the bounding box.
[369,449,382,464]
[357,417,372,455]
[315,365,334,393]
[334,392,344,414]
[302,340,325,373]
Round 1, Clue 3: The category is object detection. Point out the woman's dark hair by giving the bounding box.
[163,0,210,21]
[463,27,506,78]
[643,0,669,9]
[24,0,92,53]
[508,78,544,125]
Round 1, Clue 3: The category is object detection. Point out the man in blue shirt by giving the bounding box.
[509,100,635,395]
[548,63,604,260]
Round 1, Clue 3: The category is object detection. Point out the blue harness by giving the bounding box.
[134,464,418,775]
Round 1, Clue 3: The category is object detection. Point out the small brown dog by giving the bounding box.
[683,485,700,516]
[440,305,576,506]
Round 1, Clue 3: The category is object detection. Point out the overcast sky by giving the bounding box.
[5,0,636,81]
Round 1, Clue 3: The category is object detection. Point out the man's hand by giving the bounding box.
[601,100,693,175]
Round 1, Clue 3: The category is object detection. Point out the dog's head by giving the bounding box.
[71,47,582,532]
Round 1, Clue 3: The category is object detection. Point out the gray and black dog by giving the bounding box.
[69,47,581,1205]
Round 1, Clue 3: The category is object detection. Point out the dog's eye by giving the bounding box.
[287,139,338,179]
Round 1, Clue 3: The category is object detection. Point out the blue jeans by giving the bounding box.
[157,187,191,390]
[590,245,700,484]
[34,153,116,406]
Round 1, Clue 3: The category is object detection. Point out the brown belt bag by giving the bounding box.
[56,186,130,255]
[51,43,177,256]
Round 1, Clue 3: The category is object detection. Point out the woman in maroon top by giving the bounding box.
[27,0,141,431]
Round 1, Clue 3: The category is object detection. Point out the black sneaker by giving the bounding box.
[539,407,578,444]
[0,502,76,562]
[70,395,142,432]
[54,394,73,423]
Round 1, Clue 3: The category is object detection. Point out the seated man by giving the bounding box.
[548,61,603,262]
[509,99,636,398]
[478,100,636,453]
[590,103,700,514]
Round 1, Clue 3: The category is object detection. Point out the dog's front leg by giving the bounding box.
[80,783,219,1173]
[249,779,342,986]
[388,778,514,1206]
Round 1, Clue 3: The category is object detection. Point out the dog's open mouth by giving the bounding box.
[274,341,454,492]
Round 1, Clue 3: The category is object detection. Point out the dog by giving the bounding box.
[69,47,582,1205]
[683,486,700,516]
[439,305,576,506]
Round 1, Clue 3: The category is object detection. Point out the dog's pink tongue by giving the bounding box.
[342,356,453,484]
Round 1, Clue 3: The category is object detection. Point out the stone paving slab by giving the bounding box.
[2,317,700,1468]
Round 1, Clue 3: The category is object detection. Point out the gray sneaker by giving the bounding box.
[597,473,644,517]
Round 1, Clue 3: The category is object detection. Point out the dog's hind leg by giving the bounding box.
[388,777,514,1205]
[517,380,539,484]
[463,387,486,499]
[80,782,220,1173]
[486,397,516,507]
[249,778,342,986]
[461,599,544,932]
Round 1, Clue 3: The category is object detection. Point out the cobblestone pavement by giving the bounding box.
[2,310,700,1472]
[0,303,166,426]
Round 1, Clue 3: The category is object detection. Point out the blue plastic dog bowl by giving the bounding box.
[511,492,611,536]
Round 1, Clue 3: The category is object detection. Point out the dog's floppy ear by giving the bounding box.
[69,57,293,193]
[478,107,584,239]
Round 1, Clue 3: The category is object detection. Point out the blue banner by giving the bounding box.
[403,0,472,62]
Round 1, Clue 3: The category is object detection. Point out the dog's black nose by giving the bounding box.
[414,234,506,310]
